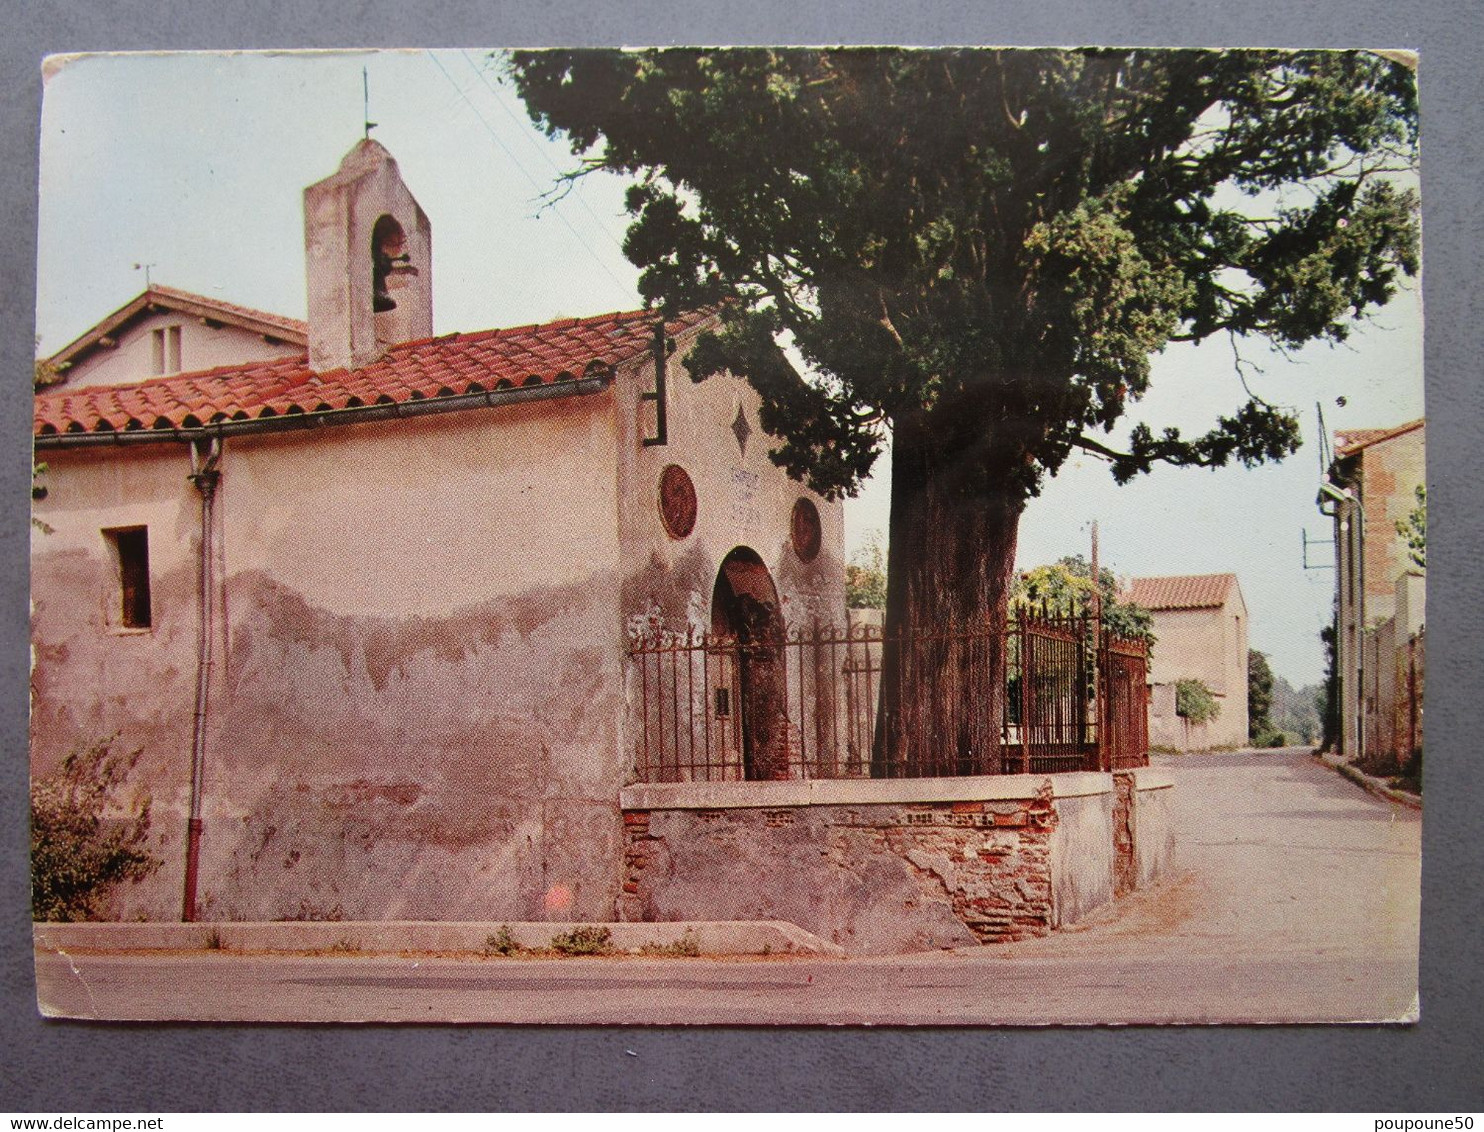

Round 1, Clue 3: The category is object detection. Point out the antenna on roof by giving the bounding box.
[363,66,378,139]
[1315,401,1332,475]
[132,261,156,288]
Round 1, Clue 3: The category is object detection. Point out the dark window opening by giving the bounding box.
[151,326,182,374]
[105,526,152,629]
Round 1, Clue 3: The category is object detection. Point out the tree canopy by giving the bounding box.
[1010,555,1154,643]
[510,48,1418,502]
[510,47,1419,771]
[1248,648,1283,746]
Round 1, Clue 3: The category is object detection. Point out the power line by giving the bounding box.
[422,50,636,305]
[459,49,630,257]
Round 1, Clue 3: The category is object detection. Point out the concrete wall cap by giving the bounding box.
[1124,768,1176,791]
[620,771,1114,811]
[1048,772,1117,798]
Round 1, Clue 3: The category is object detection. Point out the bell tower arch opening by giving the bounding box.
[371,214,409,313]
[303,138,432,373]
[712,547,790,781]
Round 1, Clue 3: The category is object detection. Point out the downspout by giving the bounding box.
[182,437,222,922]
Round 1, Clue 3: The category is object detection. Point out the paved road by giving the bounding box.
[36,748,1420,1024]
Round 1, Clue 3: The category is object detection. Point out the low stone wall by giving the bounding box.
[1126,768,1176,888]
[619,773,1151,955]
[1051,782,1117,921]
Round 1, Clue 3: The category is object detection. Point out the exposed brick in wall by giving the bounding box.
[1112,772,1136,898]
[620,809,652,921]
[620,786,1064,951]
[885,792,1056,942]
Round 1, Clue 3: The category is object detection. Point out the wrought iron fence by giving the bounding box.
[1099,634,1152,771]
[627,614,1149,783]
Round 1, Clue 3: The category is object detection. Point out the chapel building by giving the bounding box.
[31,139,843,923]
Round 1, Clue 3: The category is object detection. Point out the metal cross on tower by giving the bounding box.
[363,66,378,138]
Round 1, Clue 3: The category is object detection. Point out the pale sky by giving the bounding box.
[35,49,1424,687]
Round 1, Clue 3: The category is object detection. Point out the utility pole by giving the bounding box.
[1090,519,1102,628]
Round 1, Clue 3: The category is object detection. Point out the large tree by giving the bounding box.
[509,48,1418,774]
[1248,648,1279,746]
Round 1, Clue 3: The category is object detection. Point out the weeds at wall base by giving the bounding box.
[638,930,700,957]
[549,925,614,956]
[483,925,522,956]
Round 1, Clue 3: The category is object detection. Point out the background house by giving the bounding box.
[31,138,843,924]
[41,285,308,390]
[1126,573,1250,751]
[1323,419,1425,770]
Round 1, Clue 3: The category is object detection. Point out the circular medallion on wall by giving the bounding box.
[658,464,698,539]
[791,497,822,562]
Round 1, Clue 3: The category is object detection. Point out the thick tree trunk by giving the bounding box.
[874,409,1025,777]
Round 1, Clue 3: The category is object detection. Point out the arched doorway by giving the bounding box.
[712,548,789,781]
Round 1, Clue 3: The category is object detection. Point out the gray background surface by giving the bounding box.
[3,1,1480,1112]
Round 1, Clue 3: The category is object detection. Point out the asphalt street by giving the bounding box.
[35,747,1420,1024]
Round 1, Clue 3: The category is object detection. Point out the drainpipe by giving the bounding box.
[182,437,221,922]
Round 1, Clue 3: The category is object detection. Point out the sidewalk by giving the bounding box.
[1314,748,1423,810]
[34,917,844,958]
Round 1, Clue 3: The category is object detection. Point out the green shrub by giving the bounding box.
[31,738,161,922]
[1175,679,1221,725]
[484,925,522,956]
[550,925,614,956]
[1394,747,1423,795]
[845,532,887,610]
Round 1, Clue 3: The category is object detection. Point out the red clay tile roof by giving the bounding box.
[35,307,713,437]
[1334,418,1424,457]
[47,285,309,371]
[148,285,310,340]
[1124,573,1238,611]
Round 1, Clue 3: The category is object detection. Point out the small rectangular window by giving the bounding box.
[104,526,152,629]
[151,326,182,374]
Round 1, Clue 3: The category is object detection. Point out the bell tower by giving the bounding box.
[303,139,432,373]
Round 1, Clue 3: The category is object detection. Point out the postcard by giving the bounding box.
[30,47,1421,1024]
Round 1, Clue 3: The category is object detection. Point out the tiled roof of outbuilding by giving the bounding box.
[35,307,713,437]
[1334,418,1424,457]
[46,285,309,372]
[1124,573,1239,611]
